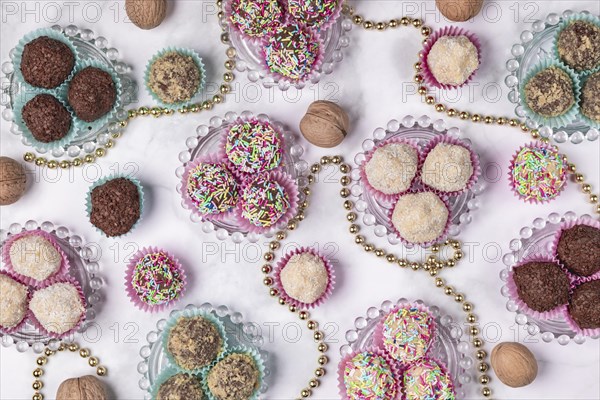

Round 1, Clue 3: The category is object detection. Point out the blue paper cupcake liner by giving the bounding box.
[161,308,229,375]
[85,174,144,238]
[12,91,77,151]
[519,58,580,129]
[144,47,206,110]
[149,367,204,400]
[577,69,600,129]
[13,27,79,93]
[553,13,600,75]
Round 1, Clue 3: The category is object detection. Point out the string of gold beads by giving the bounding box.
[342,4,432,38]
[31,342,107,400]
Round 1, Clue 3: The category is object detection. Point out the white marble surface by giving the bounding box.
[1,1,600,399]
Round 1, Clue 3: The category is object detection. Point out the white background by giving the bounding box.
[1,0,600,399]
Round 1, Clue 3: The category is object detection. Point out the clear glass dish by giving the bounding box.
[504,10,599,144]
[0,220,104,353]
[137,303,270,400]
[340,298,474,399]
[175,110,308,243]
[1,24,136,158]
[350,115,484,249]
[500,211,600,345]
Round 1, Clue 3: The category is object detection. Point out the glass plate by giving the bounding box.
[0,220,103,353]
[500,211,600,345]
[1,24,136,158]
[350,115,484,249]
[339,298,474,399]
[504,10,600,144]
[137,303,270,400]
[175,110,308,243]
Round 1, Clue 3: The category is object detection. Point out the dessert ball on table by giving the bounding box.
[0,274,28,331]
[379,305,435,363]
[207,353,260,400]
[89,177,141,237]
[391,192,449,245]
[403,358,455,400]
[568,280,600,331]
[279,251,330,306]
[427,35,479,86]
[148,51,202,105]
[511,261,570,313]
[524,66,575,118]
[166,316,224,371]
[225,119,282,174]
[556,224,600,277]
[239,174,293,230]
[421,142,474,193]
[186,161,238,217]
[364,142,419,196]
[580,71,600,124]
[68,66,117,122]
[557,20,600,72]
[20,36,75,89]
[156,373,205,400]
[228,0,284,38]
[342,351,398,400]
[21,94,72,143]
[287,0,340,28]
[29,282,85,335]
[7,232,63,282]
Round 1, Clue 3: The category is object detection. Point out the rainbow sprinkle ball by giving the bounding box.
[130,251,185,308]
[186,162,238,215]
[225,119,282,174]
[343,351,398,399]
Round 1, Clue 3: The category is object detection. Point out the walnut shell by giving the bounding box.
[56,375,107,400]
[126,0,167,30]
[300,100,350,148]
[491,342,538,388]
[435,0,483,22]
[0,156,26,206]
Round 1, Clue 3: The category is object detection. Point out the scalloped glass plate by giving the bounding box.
[175,110,308,243]
[339,298,474,399]
[505,10,599,144]
[350,115,484,249]
[500,211,600,345]
[137,303,270,400]
[1,24,136,158]
[0,220,103,353]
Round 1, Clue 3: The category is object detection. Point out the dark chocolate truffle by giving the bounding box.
[167,316,223,371]
[512,261,570,312]
[524,67,575,117]
[21,94,71,143]
[68,67,116,122]
[581,71,600,123]
[569,280,600,330]
[556,224,600,277]
[207,353,259,400]
[90,178,141,237]
[156,373,205,400]
[557,20,600,71]
[20,36,75,89]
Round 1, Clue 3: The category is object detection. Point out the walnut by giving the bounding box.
[491,342,538,388]
[56,375,107,400]
[300,101,350,148]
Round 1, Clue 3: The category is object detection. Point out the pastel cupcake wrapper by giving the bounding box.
[13,27,79,93]
[550,217,600,282]
[181,153,239,223]
[273,246,336,310]
[124,247,187,313]
[203,345,266,400]
[563,279,600,337]
[553,13,600,76]
[519,57,581,129]
[337,347,402,400]
[359,137,421,204]
[28,275,87,340]
[223,0,286,45]
[421,26,482,90]
[508,141,568,204]
[235,170,299,235]
[145,47,207,110]
[85,174,145,239]
[2,229,71,287]
[418,134,481,197]
[506,255,569,321]
[373,302,436,365]
[398,356,457,400]
[162,308,229,375]
[0,270,31,335]
[577,70,600,129]
[387,189,452,248]
[287,0,344,32]
[149,366,198,400]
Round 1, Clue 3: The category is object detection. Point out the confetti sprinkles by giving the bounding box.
[131,252,184,306]
[381,306,435,363]
[186,162,238,215]
[288,0,339,27]
[226,119,282,174]
[510,144,567,203]
[343,352,398,400]
[229,0,284,38]
[264,23,321,81]
[240,176,290,227]
[403,358,456,400]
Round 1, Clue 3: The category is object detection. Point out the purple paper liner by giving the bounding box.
[2,229,70,288]
[399,356,457,400]
[124,247,187,313]
[223,0,287,46]
[550,217,600,282]
[373,303,436,365]
[28,275,87,339]
[418,134,480,197]
[337,347,402,400]
[506,255,569,321]
[286,0,344,32]
[563,278,600,337]
[421,26,482,90]
[508,141,568,204]
[359,137,421,203]
[273,247,335,310]
[387,189,452,248]
[0,270,31,335]
[181,152,239,223]
[235,170,299,234]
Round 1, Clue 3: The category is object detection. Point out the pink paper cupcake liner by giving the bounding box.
[563,278,600,337]
[0,270,31,335]
[508,141,568,204]
[387,189,452,248]
[28,275,87,340]
[124,247,187,313]
[235,170,299,234]
[359,137,421,204]
[506,255,569,321]
[399,356,457,400]
[550,217,600,282]
[373,302,436,365]
[337,347,402,400]
[2,229,71,287]
[418,134,481,197]
[223,0,287,46]
[421,26,482,90]
[273,246,335,310]
[181,152,239,223]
